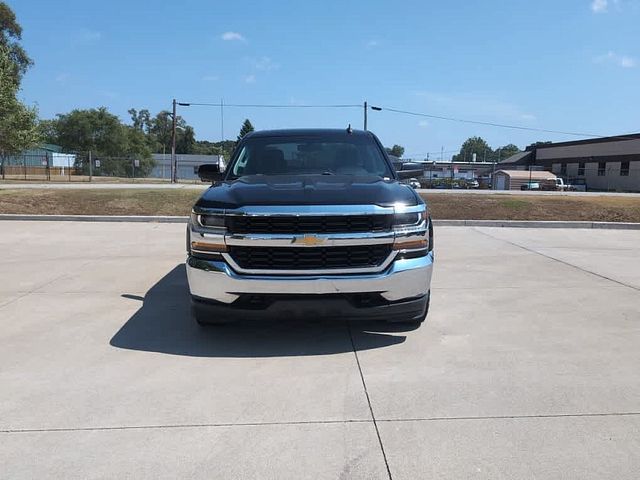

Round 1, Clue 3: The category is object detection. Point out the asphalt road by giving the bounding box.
[1,222,639,479]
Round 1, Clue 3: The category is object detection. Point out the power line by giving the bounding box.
[369,105,611,138]
[181,102,362,109]
[174,99,639,142]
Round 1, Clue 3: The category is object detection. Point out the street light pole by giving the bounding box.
[171,98,177,183]
[364,101,368,131]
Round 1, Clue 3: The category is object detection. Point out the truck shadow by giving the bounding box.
[110,264,415,358]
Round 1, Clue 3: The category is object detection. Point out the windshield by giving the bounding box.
[228,135,393,178]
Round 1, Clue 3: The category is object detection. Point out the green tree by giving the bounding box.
[237,119,254,140]
[45,107,154,177]
[452,136,492,162]
[0,2,32,85]
[177,125,196,154]
[385,145,405,158]
[38,119,59,144]
[0,46,39,176]
[494,143,520,162]
[527,141,552,149]
[53,107,127,156]
[127,108,151,133]
[148,110,188,153]
[122,126,154,176]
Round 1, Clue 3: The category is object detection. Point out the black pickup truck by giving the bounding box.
[186,128,434,326]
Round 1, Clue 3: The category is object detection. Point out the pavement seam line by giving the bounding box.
[347,321,393,480]
[376,411,640,423]
[1,419,372,434]
[6,411,640,435]
[474,228,640,293]
[0,265,89,310]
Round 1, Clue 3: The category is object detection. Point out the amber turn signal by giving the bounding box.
[393,238,428,250]
[191,241,227,253]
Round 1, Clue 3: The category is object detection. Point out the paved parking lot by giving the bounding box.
[1,221,639,479]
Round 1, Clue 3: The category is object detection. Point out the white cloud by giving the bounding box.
[202,75,220,81]
[72,29,101,45]
[591,0,622,13]
[620,55,637,68]
[595,51,637,68]
[221,31,246,42]
[414,91,536,123]
[366,40,380,48]
[253,56,279,71]
[591,0,608,13]
[243,74,256,84]
[55,73,70,83]
[418,120,429,128]
[100,91,118,99]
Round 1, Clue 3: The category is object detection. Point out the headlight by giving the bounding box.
[393,209,427,226]
[191,212,226,228]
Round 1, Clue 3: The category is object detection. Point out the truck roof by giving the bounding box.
[244,128,374,139]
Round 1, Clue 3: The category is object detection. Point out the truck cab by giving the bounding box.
[541,177,573,191]
[186,129,434,326]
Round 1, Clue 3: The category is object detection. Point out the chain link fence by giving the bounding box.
[0,152,212,184]
[1,153,638,191]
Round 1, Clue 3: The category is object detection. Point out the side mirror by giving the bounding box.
[198,164,224,183]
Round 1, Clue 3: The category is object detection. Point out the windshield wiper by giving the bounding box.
[321,171,335,175]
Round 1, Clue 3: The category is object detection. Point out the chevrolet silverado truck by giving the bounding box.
[186,128,434,326]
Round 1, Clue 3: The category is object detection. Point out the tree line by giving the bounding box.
[0,2,38,164]
[451,136,521,163]
[42,108,251,154]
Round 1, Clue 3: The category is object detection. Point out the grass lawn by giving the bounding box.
[0,188,640,222]
[423,193,640,222]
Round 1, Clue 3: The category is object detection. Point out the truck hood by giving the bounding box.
[195,175,420,210]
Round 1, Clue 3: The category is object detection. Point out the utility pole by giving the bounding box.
[363,101,368,131]
[171,98,177,183]
[441,146,444,162]
[220,98,224,142]
[88,150,92,182]
[492,148,500,189]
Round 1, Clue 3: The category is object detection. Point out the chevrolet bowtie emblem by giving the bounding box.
[293,235,327,246]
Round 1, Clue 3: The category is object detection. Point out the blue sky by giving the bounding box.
[13,0,640,159]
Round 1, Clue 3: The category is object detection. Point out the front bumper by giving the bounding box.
[186,252,434,305]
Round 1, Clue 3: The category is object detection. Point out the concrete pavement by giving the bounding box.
[1,222,639,479]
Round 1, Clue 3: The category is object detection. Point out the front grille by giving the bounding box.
[228,245,392,271]
[226,215,393,234]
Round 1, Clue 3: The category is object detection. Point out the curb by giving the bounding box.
[1,214,640,229]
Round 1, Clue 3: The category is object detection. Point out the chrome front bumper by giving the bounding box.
[186,252,434,305]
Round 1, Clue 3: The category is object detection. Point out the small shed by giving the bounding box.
[493,169,556,190]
